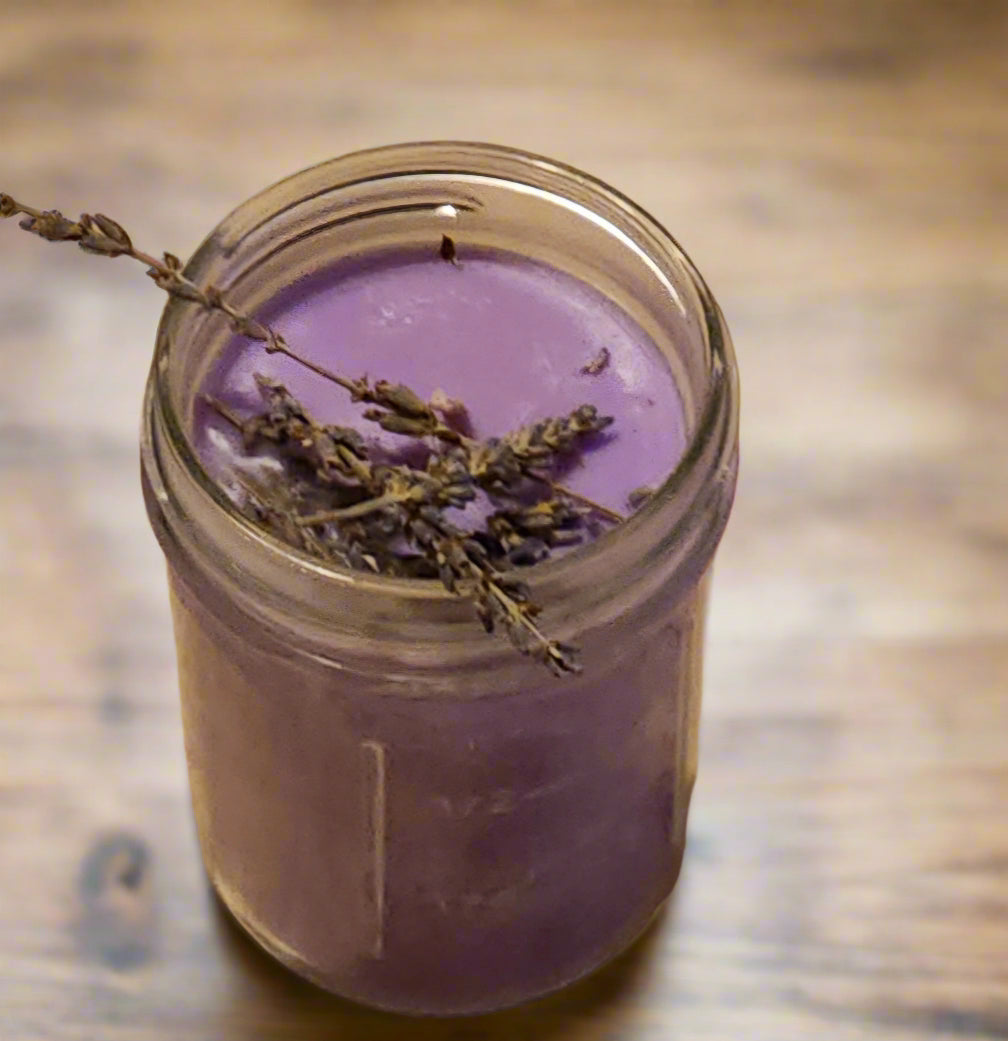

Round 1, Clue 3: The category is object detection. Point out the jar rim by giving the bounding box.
[144,141,738,635]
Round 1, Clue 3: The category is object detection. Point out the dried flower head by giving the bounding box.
[580,346,611,376]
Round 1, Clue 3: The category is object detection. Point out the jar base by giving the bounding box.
[207,855,680,1018]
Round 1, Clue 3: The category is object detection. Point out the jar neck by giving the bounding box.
[140,143,739,677]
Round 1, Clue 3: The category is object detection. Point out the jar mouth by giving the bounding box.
[145,141,738,642]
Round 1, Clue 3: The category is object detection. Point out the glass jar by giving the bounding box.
[140,142,739,1015]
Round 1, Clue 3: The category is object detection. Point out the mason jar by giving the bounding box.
[140,142,739,1015]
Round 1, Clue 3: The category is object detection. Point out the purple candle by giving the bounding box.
[141,144,739,1014]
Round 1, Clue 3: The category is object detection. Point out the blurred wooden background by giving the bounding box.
[1,1,1006,1038]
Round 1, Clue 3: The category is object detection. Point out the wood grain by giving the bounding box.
[1,1,1006,1038]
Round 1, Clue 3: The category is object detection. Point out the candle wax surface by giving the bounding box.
[196,248,687,520]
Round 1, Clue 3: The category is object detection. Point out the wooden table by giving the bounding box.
[2,2,1006,1038]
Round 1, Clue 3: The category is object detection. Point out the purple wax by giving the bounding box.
[195,249,687,516]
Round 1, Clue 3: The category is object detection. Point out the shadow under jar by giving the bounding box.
[140,142,739,1015]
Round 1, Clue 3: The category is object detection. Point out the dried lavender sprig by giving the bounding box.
[0,193,466,444]
[207,392,450,578]
[209,383,581,673]
[209,373,619,524]
[308,482,581,674]
[206,386,469,522]
[408,508,580,675]
[0,194,608,671]
[361,382,620,523]
[476,569,581,676]
[485,498,588,565]
[464,408,623,523]
[204,379,609,667]
[295,461,475,526]
[2,192,620,523]
[535,480,621,523]
[2,195,291,353]
[505,405,614,464]
[210,383,472,531]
